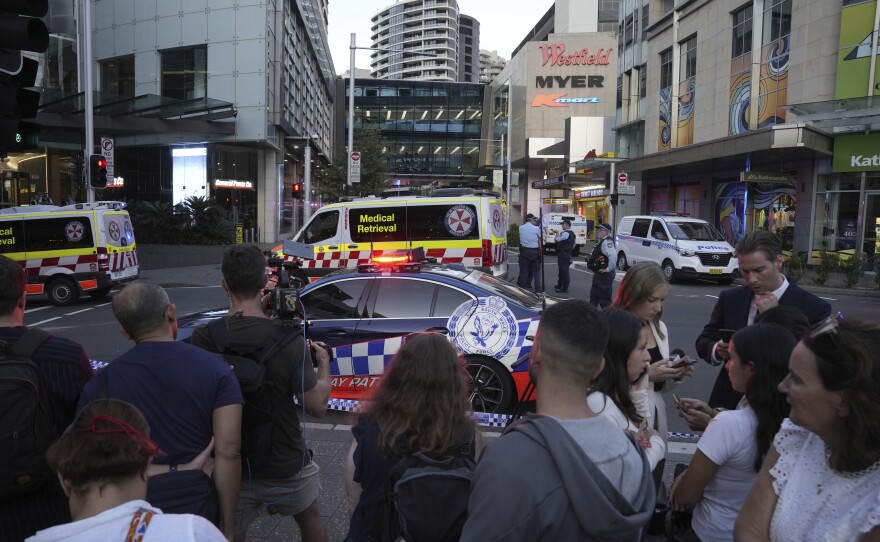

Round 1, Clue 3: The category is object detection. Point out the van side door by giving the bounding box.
[649,219,673,261]
[629,218,652,264]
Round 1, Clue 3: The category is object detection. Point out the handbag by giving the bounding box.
[146,469,218,524]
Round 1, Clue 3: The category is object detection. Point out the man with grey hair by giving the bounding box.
[77,281,243,539]
[461,299,654,541]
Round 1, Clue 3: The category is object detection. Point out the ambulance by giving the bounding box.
[542,212,588,256]
[0,201,139,305]
[275,189,509,279]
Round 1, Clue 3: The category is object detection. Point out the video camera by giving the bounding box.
[264,241,314,321]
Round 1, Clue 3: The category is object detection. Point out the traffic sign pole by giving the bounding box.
[350,151,361,184]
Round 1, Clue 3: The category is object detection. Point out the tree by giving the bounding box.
[320,128,390,200]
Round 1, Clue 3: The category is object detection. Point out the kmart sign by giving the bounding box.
[834,133,880,171]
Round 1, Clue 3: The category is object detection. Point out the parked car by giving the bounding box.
[177,259,554,413]
[615,214,737,284]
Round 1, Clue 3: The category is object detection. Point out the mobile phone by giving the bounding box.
[672,392,682,408]
[671,357,698,368]
[719,329,735,342]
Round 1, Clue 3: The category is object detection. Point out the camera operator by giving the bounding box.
[191,244,331,542]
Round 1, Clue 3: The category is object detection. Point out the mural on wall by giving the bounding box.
[757,35,789,128]
[676,78,696,146]
[659,87,672,151]
[836,0,880,99]
[716,179,797,246]
[716,182,747,246]
[728,55,751,135]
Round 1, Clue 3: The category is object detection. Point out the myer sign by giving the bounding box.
[834,133,880,172]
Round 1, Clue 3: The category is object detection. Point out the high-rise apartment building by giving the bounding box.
[370,0,479,82]
[479,50,507,83]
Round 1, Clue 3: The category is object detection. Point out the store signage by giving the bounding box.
[215,179,254,189]
[543,198,572,204]
[539,44,612,66]
[532,175,565,188]
[575,188,605,198]
[107,177,124,188]
[535,75,604,88]
[531,94,601,107]
[833,133,880,172]
[739,171,791,182]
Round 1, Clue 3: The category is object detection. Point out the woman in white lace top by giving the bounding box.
[735,316,880,541]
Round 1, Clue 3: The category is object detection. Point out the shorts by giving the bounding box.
[237,460,322,533]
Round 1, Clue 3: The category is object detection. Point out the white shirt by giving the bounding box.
[691,407,759,542]
[769,419,880,541]
[26,500,226,542]
[747,275,790,325]
[587,391,665,470]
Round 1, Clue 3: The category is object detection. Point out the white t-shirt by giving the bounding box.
[26,500,226,542]
[691,407,759,542]
[769,419,880,541]
[587,391,665,470]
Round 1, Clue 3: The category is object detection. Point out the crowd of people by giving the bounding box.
[2,226,880,541]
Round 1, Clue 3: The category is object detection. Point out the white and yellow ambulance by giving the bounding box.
[0,201,139,305]
[275,190,509,279]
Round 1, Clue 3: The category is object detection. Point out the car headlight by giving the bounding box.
[679,248,696,257]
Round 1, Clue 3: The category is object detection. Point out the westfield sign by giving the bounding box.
[540,44,612,66]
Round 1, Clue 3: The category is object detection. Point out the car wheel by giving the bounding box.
[88,287,112,299]
[48,277,80,306]
[616,252,628,271]
[465,356,515,414]
[662,260,677,283]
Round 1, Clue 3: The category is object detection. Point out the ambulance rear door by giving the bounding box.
[100,211,139,281]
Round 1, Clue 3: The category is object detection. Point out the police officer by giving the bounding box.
[517,213,543,293]
[588,223,617,307]
[553,220,575,294]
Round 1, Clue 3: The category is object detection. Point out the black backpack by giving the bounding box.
[380,438,476,542]
[0,328,55,499]
[205,318,301,467]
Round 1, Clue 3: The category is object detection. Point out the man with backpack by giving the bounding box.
[461,299,655,541]
[0,255,93,541]
[76,281,243,540]
[191,244,331,542]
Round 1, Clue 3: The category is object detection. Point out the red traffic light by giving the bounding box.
[292,183,301,192]
[96,157,107,168]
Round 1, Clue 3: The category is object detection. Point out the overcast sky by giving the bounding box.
[326,0,555,74]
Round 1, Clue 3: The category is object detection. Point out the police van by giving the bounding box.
[615,214,737,284]
[542,213,587,256]
[276,189,509,279]
[0,201,139,305]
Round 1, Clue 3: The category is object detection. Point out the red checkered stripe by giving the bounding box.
[288,247,485,268]
[492,243,507,263]
[109,250,138,271]
[23,255,99,277]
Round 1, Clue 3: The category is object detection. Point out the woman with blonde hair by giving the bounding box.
[613,262,692,449]
[27,399,225,541]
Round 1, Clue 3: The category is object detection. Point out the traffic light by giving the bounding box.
[609,193,620,205]
[291,182,302,199]
[0,0,50,151]
[89,154,108,188]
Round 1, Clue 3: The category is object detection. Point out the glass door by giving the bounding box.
[865,193,880,273]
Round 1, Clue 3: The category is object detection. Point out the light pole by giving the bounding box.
[347,34,440,193]
[303,133,319,224]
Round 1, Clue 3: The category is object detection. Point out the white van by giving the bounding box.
[0,201,139,305]
[274,189,509,279]
[615,215,737,283]
[542,213,587,257]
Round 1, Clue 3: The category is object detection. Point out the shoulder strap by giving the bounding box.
[206,318,231,353]
[9,328,51,358]
[207,317,301,366]
[256,321,302,365]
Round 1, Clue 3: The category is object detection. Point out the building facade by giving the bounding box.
[458,14,480,83]
[3,0,335,243]
[479,49,506,84]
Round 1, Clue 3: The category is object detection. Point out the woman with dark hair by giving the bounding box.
[735,317,880,541]
[669,323,796,542]
[27,399,225,541]
[344,333,482,541]
[588,308,665,470]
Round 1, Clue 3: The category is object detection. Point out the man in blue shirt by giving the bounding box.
[553,220,576,294]
[588,223,618,308]
[517,213,543,293]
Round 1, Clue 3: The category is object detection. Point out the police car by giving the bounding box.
[178,255,550,413]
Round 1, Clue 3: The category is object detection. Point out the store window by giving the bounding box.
[813,173,878,266]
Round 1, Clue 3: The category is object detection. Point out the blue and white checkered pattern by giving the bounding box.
[497,318,540,371]
[331,336,404,376]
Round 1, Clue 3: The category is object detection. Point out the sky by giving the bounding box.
[326,0,556,75]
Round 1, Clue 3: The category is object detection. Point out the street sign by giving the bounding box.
[101,137,115,183]
[617,184,636,195]
[350,151,361,184]
[617,172,628,184]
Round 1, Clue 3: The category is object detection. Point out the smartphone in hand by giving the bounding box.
[719,329,735,342]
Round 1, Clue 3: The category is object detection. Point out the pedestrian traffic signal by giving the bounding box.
[89,154,108,188]
[292,182,302,199]
[0,0,50,151]
[609,193,620,205]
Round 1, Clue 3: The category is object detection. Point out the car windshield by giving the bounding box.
[666,221,725,241]
[462,270,542,308]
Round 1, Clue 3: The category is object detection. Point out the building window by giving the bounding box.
[639,64,647,99]
[161,46,207,101]
[660,48,673,90]
[732,4,753,58]
[641,5,649,39]
[617,75,623,109]
[763,0,792,45]
[677,36,697,147]
[101,55,135,98]
[624,14,634,44]
[679,36,697,80]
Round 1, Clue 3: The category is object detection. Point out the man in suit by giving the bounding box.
[696,229,831,410]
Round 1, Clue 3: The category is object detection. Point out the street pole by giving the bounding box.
[505,132,512,226]
[609,161,617,229]
[304,141,312,224]
[83,0,95,202]
[347,33,356,195]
